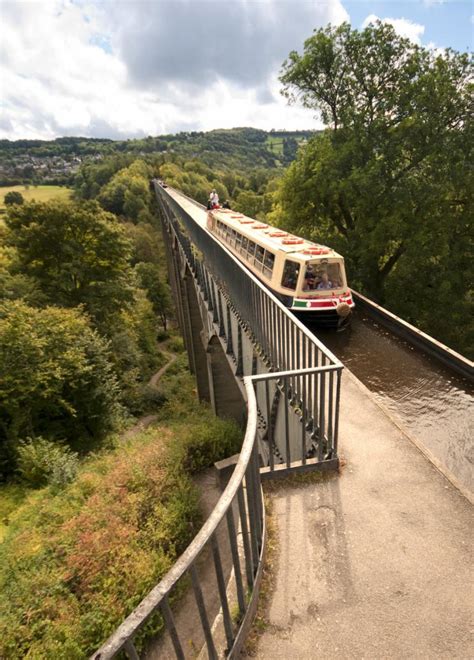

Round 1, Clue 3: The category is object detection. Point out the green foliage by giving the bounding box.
[124,221,163,266]
[170,416,243,474]
[0,429,201,658]
[135,261,172,329]
[106,295,165,413]
[98,160,152,221]
[276,21,473,356]
[74,153,136,199]
[138,384,167,412]
[0,301,122,477]
[234,188,274,220]
[0,352,243,657]
[16,437,79,488]
[167,336,185,353]
[4,191,24,206]
[0,246,47,306]
[5,199,134,326]
[0,483,28,542]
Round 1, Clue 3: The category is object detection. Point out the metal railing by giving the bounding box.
[92,185,344,658]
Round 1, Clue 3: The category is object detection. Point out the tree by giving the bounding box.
[4,191,24,206]
[135,262,172,330]
[0,301,123,478]
[5,200,134,328]
[276,22,473,356]
[98,160,152,221]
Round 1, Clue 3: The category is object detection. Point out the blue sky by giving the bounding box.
[345,0,473,51]
[1,0,472,140]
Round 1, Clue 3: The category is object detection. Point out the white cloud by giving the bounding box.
[0,0,347,140]
[362,14,425,45]
[423,0,445,6]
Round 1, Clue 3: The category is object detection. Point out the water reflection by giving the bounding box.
[311,309,474,495]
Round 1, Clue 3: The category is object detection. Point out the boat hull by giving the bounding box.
[292,307,352,329]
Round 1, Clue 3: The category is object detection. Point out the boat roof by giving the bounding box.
[212,208,343,261]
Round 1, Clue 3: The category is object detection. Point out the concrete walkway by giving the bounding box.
[249,371,473,659]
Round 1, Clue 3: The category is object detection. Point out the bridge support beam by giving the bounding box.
[184,270,211,402]
[206,335,246,426]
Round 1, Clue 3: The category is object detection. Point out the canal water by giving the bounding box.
[311,308,474,496]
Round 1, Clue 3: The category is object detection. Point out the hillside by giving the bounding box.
[0,128,318,186]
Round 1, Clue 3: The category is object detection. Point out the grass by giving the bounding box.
[0,483,29,542]
[266,136,284,155]
[0,185,72,211]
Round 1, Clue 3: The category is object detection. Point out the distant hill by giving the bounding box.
[0,128,320,185]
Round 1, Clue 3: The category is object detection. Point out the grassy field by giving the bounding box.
[266,136,284,155]
[0,185,72,211]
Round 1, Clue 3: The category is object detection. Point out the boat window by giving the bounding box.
[247,241,256,259]
[281,260,300,291]
[302,261,344,291]
[241,236,248,255]
[255,245,265,269]
[235,233,242,249]
[262,251,275,278]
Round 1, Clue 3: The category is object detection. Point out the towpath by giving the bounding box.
[248,370,473,659]
[122,350,177,441]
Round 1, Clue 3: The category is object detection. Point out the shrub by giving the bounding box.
[171,415,243,474]
[0,429,200,658]
[156,329,170,342]
[167,336,185,353]
[16,437,79,488]
[140,384,167,411]
[0,301,123,478]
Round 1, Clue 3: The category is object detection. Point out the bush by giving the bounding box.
[171,416,243,474]
[17,437,79,488]
[0,429,200,658]
[4,191,24,206]
[140,384,167,411]
[167,336,185,353]
[0,301,123,478]
[156,329,170,342]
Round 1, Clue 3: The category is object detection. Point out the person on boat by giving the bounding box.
[303,264,316,290]
[209,190,219,209]
[317,272,333,290]
[222,200,231,209]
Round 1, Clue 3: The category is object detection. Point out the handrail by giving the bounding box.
[92,364,337,659]
[92,375,259,659]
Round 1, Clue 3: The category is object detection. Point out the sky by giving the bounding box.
[0,0,472,141]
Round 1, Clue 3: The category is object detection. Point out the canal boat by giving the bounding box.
[207,208,354,328]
